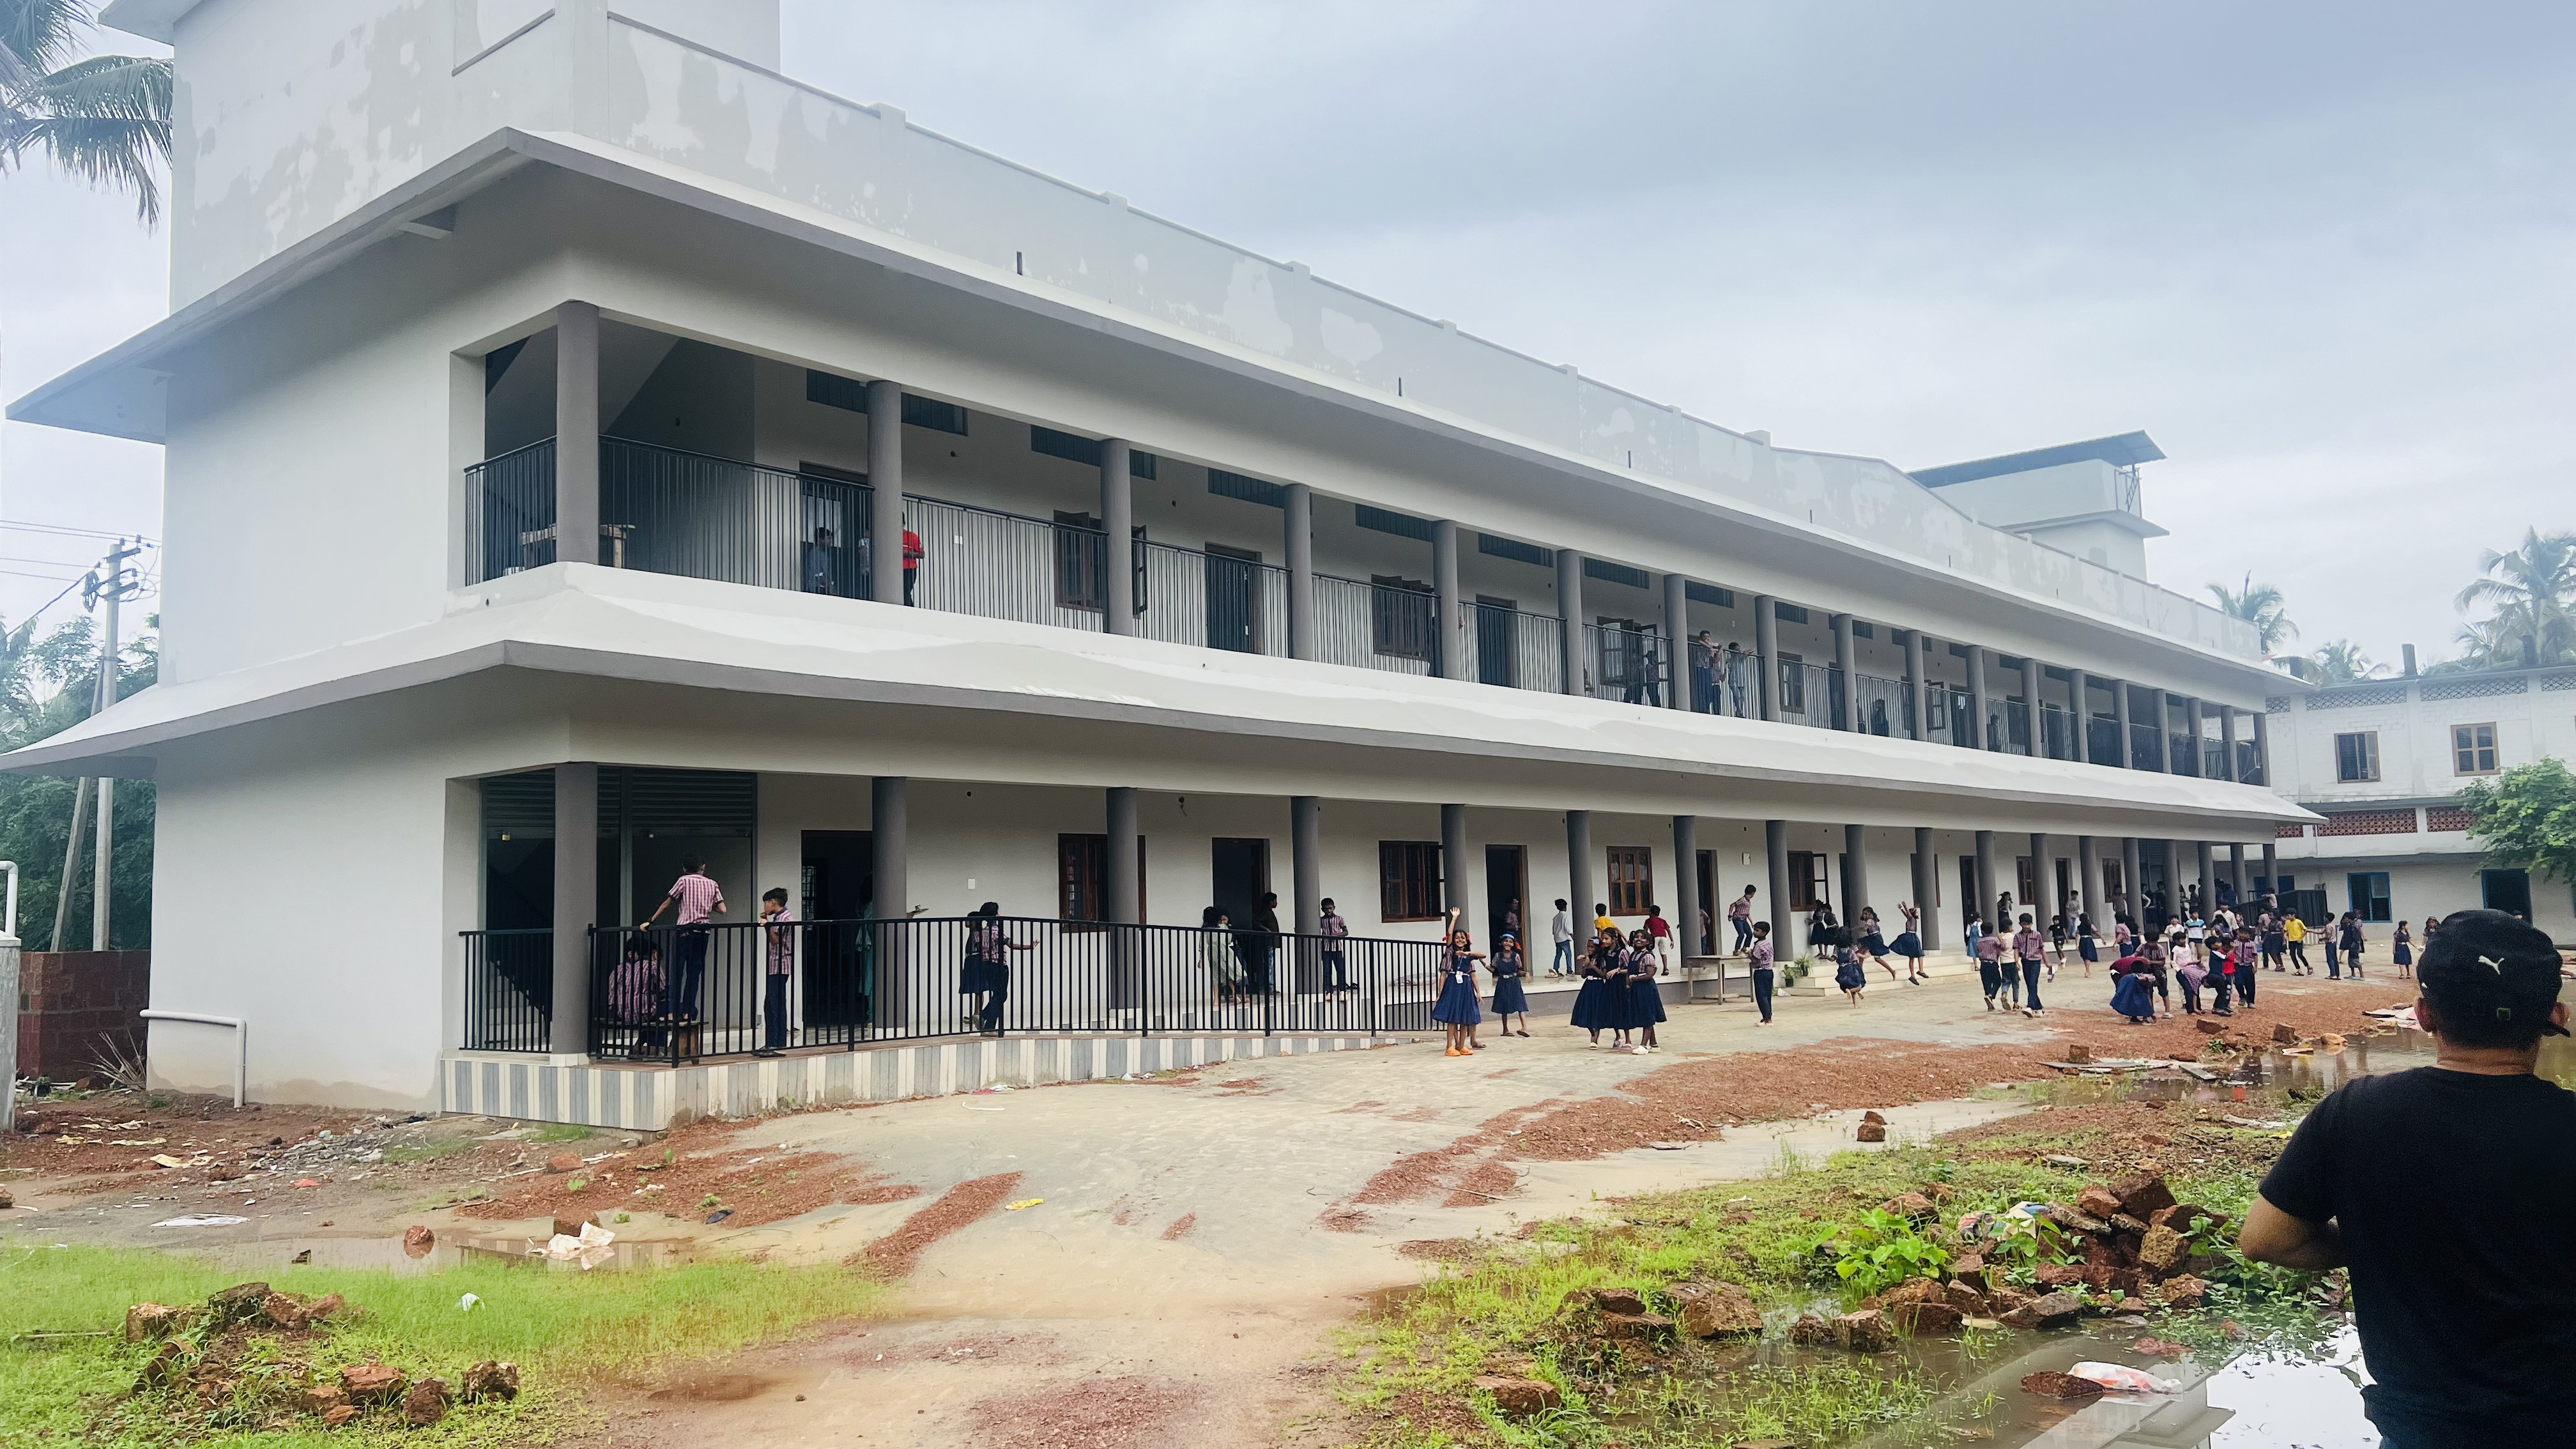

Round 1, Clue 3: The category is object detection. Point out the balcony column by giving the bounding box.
[1753,595,1780,721]
[2183,696,2205,776]
[2220,705,2240,783]
[1101,440,1135,636]
[2196,840,2215,919]
[2028,831,2048,921]
[871,776,909,1029]
[1556,550,1586,696]
[2251,708,2272,785]
[2230,840,2248,909]
[1828,614,1856,731]
[2078,836,2102,929]
[1284,483,1315,661]
[866,380,906,606]
[2067,667,2092,762]
[1844,824,1869,921]
[1567,810,1594,924]
[2262,840,2278,901]
[1441,804,1469,916]
[2139,687,2168,772]
[549,762,598,1056]
[1432,520,1466,682]
[1673,815,1701,958]
[1910,827,1938,951]
[554,301,601,565]
[2020,656,2043,756]
[2121,838,2144,924]
[1662,573,1691,712]
[1106,787,1140,923]
[1291,795,1322,993]
[1765,820,1791,949]
[1965,645,1989,749]
[2110,678,2134,769]
[1903,630,1929,742]
[1973,830,1997,929]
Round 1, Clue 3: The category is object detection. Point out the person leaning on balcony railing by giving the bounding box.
[1689,631,1718,713]
[639,860,726,1023]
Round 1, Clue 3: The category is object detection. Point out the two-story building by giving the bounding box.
[4,0,2306,1124]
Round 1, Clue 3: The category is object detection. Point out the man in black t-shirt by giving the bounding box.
[2242,908,2575,1448]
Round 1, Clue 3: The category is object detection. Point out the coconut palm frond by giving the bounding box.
[0,0,95,81]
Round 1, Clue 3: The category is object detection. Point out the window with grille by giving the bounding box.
[2334,732,2380,783]
[1058,834,1147,925]
[1379,841,1443,922]
[1779,651,1806,713]
[2347,871,2392,923]
[1052,510,1107,611]
[1786,851,1829,911]
[2426,804,2473,832]
[1370,577,1436,660]
[1606,847,1654,916]
[2317,809,2418,837]
[2453,723,2498,775]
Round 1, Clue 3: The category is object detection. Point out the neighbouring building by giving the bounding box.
[5,0,2304,1123]
[2266,660,2576,942]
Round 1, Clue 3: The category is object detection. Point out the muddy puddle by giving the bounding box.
[201,1232,696,1275]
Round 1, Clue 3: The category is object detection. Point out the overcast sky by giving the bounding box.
[5,0,2572,668]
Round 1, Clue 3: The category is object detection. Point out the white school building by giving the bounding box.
[6,0,2306,1123]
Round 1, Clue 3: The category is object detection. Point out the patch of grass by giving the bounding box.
[525,1124,594,1145]
[0,1239,891,1448]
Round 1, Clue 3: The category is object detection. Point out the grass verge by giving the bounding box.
[1,1239,890,1447]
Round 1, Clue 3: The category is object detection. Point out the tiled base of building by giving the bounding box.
[437,1031,1390,1130]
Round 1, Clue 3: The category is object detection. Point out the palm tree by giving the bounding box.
[1,0,173,224]
[2455,528,2576,668]
[2205,575,2298,656]
[2308,640,2390,686]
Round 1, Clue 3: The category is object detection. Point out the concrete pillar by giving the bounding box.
[1904,630,1929,742]
[866,379,906,606]
[2196,840,2214,918]
[1673,815,1701,956]
[1556,549,1584,696]
[1911,827,1938,951]
[1566,810,1594,923]
[1832,614,1857,731]
[1844,823,1869,921]
[1662,573,1690,712]
[2112,678,2134,770]
[871,776,909,1027]
[1441,803,1469,916]
[1966,645,1989,749]
[2262,840,2278,899]
[2140,688,2168,772]
[1765,820,1792,944]
[2220,705,2240,784]
[1106,787,1140,923]
[1432,519,1465,682]
[1754,595,1781,722]
[1291,795,1322,994]
[2230,840,2248,908]
[2184,696,2205,776]
[2020,655,2043,756]
[549,762,598,1056]
[2252,709,2271,785]
[1974,830,1997,930]
[1101,439,1135,635]
[2079,836,2103,930]
[2121,837,2144,924]
[1284,483,1315,661]
[2028,831,2049,922]
[554,301,601,565]
[2068,667,2092,763]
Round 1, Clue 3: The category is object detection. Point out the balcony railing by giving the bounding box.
[464,436,2262,779]
[463,918,1446,1062]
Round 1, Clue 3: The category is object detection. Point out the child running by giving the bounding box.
[1431,908,1485,1057]
[1489,931,1531,1037]
[1856,907,1897,981]
[1834,936,1867,1006]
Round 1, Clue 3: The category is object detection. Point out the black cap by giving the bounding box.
[2419,909,2570,1039]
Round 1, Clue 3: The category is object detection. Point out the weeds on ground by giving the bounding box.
[0,1239,891,1448]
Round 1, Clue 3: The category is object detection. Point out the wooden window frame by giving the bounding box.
[2333,730,2380,783]
[1058,833,1146,926]
[1379,841,1444,923]
[1786,851,1830,912]
[1605,846,1654,917]
[2452,722,2499,776]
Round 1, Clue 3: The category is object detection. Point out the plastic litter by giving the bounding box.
[151,1215,249,1228]
[1004,1198,1045,1212]
[458,1293,482,1312]
[2067,1361,2181,1394]
[540,1221,618,1268]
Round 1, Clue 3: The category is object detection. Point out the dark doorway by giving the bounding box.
[1476,595,1519,688]
[1211,837,1271,928]
[1205,544,1263,653]
[801,831,874,1029]
[2482,868,2533,921]
[1484,845,1526,949]
[1696,850,1717,954]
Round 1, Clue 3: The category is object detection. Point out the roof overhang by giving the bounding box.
[97,0,200,43]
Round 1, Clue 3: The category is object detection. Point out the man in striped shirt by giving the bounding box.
[641,861,726,1022]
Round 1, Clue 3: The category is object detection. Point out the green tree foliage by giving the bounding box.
[2441,528,2576,672]
[2304,639,2388,686]
[0,613,157,948]
[0,0,174,224]
[2205,575,2297,656]
[2457,757,2576,886]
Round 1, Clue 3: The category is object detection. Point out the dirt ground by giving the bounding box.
[3,971,2412,1448]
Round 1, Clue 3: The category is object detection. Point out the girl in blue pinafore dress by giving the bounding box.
[1489,933,1531,1037]
[1834,940,1868,1006]
[1624,930,1666,1054]
[1570,932,1617,1048]
[1431,908,1486,1057]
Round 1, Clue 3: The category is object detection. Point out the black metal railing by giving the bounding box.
[559,916,1445,1065]
[2086,715,2123,767]
[1584,624,1669,705]
[1462,601,1566,692]
[463,928,554,1052]
[463,438,560,583]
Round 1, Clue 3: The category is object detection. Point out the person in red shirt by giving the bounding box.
[1644,905,1672,976]
[902,525,923,605]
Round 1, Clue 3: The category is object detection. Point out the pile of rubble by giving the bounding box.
[121,1281,518,1430]
[1474,1282,1769,1415]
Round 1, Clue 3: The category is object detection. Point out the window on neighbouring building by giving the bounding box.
[2334,731,2380,783]
[2347,871,2392,923]
[1058,834,1148,925]
[2453,722,2499,775]
[1379,841,1443,922]
[1606,847,1653,916]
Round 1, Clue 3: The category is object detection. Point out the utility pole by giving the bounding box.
[78,542,142,951]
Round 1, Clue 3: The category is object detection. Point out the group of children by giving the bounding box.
[1429,908,1666,1056]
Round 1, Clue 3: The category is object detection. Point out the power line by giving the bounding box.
[0,520,160,544]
